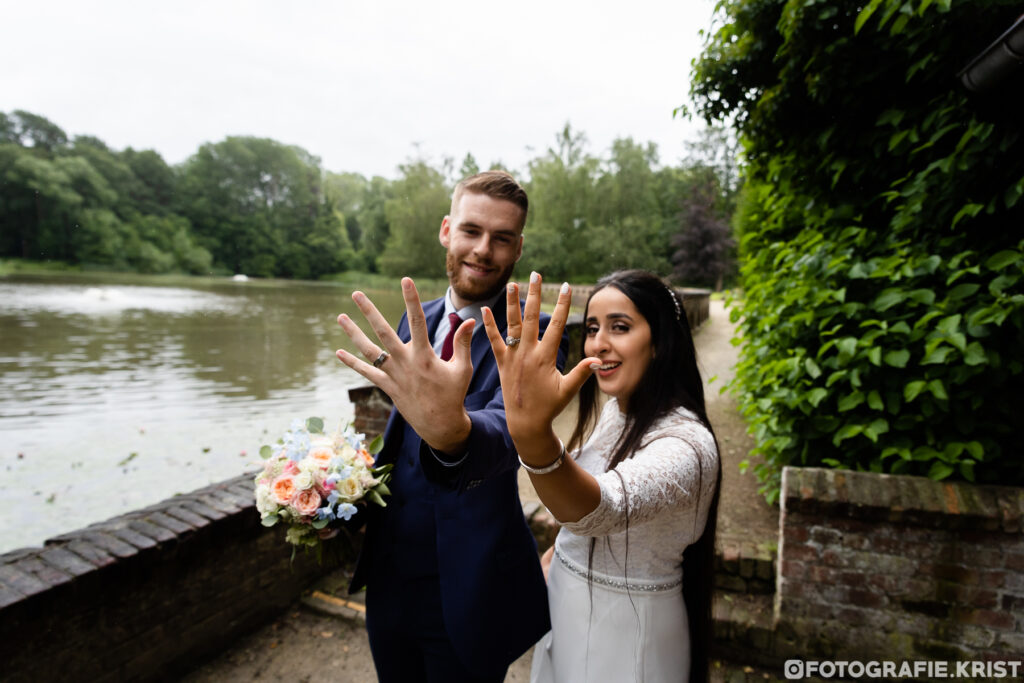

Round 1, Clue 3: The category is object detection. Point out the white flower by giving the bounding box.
[293,470,314,490]
[335,476,365,502]
[359,472,378,489]
[255,485,277,516]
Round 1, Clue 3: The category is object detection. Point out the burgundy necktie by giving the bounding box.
[440,312,462,361]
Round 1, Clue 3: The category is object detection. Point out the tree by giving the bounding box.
[458,153,480,179]
[178,136,351,278]
[7,110,69,153]
[670,174,734,289]
[522,123,600,279]
[377,160,449,278]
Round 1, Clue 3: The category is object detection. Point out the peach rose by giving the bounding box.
[271,475,298,505]
[294,489,321,516]
[357,449,374,466]
[307,446,334,468]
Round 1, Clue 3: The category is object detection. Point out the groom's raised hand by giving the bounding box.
[336,277,475,455]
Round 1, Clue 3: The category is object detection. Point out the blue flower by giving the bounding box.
[336,503,358,521]
[328,490,340,505]
[344,429,366,450]
[283,429,311,461]
[316,505,335,521]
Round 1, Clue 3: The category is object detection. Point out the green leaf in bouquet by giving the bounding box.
[306,417,325,434]
[366,489,387,507]
[311,518,330,529]
[259,445,273,459]
[372,463,394,476]
[367,434,384,455]
[374,482,392,497]
[261,514,280,527]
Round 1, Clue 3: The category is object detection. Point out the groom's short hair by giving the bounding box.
[451,170,528,228]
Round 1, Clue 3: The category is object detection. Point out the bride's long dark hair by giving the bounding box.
[567,269,721,683]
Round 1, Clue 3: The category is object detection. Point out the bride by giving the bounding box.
[482,269,721,683]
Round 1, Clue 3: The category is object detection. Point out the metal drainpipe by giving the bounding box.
[958,14,1024,93]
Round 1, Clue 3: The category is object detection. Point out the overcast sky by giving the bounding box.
[2,0,718,179]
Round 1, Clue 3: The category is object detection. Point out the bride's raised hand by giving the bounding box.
[482,272,598,444]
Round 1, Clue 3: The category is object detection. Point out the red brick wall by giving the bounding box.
[775,467,1024,661]
[0,476,345,682]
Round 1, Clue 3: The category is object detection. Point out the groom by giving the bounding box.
[335,171,565,682]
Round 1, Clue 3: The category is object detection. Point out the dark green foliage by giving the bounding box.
[691,0,1024,500]
[177,136,354,278]
[1,110,739,284]
[671,175,734,289]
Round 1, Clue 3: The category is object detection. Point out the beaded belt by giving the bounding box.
[554,546,682,593]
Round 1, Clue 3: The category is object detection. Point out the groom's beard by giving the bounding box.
[446,251,516,305]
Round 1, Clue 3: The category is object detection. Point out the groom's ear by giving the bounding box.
[439,216,452,248]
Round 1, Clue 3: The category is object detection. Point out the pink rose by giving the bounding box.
[294,488,321,516]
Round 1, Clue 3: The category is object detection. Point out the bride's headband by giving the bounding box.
[665,285,682,323]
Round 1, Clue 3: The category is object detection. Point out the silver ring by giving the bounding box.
[372,351,390,368]
[505,336,521,347]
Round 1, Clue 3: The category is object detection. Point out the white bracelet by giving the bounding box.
[518,440,566,475]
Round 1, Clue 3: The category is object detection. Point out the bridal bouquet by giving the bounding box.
[254,417,390,552]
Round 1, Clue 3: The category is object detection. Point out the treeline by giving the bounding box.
[0,110,736,286]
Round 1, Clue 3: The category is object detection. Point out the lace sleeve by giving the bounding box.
[559,419,718,538]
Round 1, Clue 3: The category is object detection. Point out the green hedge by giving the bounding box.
[691,0,1024,501]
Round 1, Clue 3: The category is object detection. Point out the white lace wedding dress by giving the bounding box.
[530,398,719,683]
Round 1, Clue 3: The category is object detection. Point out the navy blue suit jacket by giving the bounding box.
[349,294,566,676]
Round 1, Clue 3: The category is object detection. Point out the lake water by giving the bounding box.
[0,272,440,553]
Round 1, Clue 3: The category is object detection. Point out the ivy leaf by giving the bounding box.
[965,441,985,460]
[863,418,890,442]
[963,342,987,366]
[947,283,979,301]
[927,379,948,400]
[854,0,884,34]
[927,461,954,481]
[305,417,325,434]
[885,350,910,367]
[904,380,927,402]
[805,358,822,379]
[875,289,905,311]
[838,391,864,412]
[837,337,858,358]
[806,388,828,407]
[986,250,1020,271]
[867,390,884,410]
[959,460,976,483]
[951,203,983,228]
[833,424,863,446]
[259,445,273,459]
[261,514,280,527]
[868,347,882,366]
[921,346,953,364]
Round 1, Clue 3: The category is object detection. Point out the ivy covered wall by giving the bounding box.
[691,0,1024,500]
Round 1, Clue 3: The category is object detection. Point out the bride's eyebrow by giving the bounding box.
[585,313,634,323]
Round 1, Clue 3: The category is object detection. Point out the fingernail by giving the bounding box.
[560,282,569,295]
[589,363,601,370]
[508,283,515,293]
[530,271,539,284]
